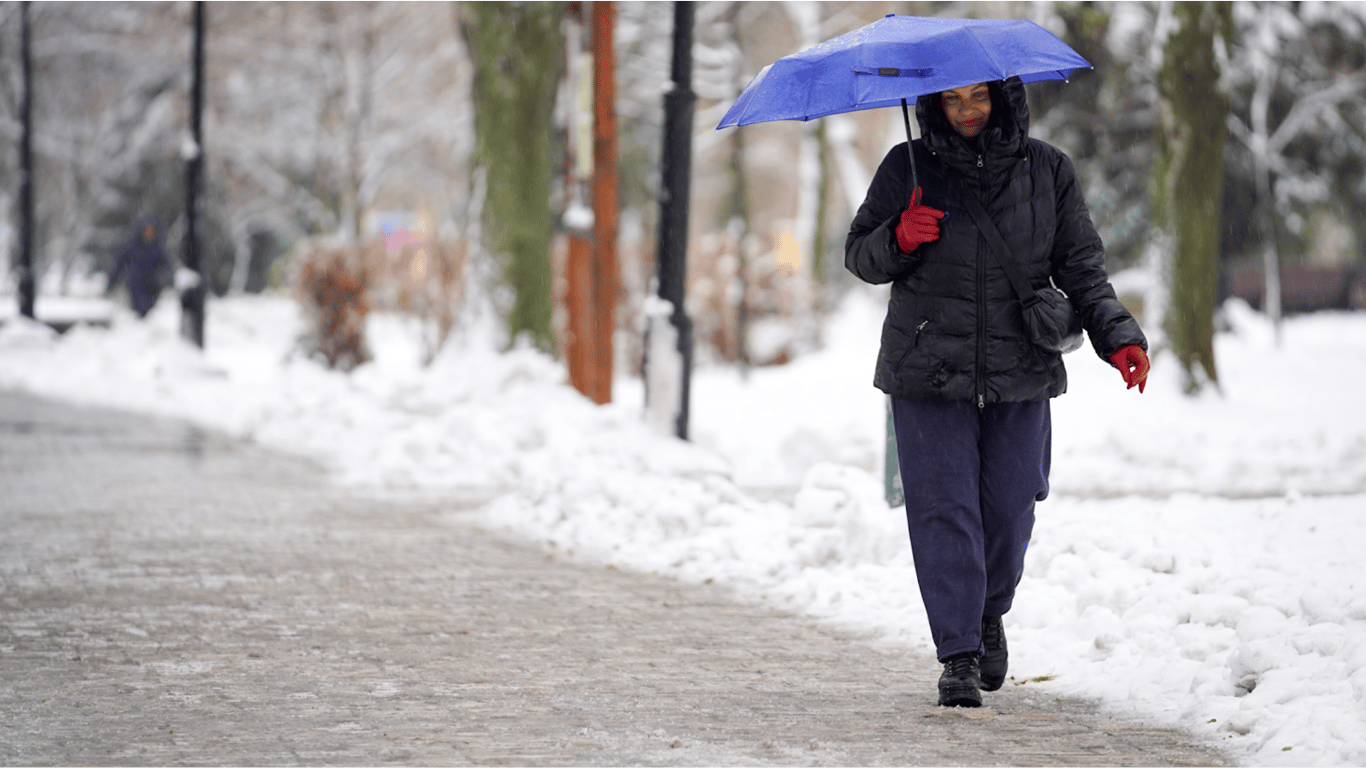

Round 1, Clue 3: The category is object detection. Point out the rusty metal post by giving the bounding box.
[565,234,594,396]
[590,1,618,405]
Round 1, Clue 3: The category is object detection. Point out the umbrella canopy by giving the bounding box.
[717,14,1090,129]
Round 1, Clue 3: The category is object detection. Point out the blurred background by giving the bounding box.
[1,1,1364,392]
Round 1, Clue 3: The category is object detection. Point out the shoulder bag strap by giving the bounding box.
[950,175,1039,308]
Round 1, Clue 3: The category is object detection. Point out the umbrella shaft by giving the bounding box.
[902,99,919,192]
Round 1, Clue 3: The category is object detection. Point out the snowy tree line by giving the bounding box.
[1,2,1364,382]
[0,2,471,298]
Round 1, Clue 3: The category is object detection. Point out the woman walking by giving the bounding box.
[845,77,1150,707]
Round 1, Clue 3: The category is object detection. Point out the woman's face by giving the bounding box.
[941,83,992,139]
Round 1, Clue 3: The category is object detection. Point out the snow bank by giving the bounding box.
[2,288,1364,765]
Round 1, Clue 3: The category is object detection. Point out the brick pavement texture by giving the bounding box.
[0,390,1230,766]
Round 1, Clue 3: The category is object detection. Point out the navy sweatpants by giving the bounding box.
[890,398,1051,661]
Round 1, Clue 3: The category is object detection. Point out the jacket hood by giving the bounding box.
[125,214,166,246]
[915,76,1030,162]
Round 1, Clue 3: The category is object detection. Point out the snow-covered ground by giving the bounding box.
[2,284,1364,766]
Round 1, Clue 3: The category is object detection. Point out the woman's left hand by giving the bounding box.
[1108,345,1150,393]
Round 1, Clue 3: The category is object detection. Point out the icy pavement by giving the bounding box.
[0,390,1228,766]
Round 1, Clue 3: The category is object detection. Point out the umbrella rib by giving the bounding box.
[961,29,1011,84]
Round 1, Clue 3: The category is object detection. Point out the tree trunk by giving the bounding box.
[1249,63,1283,345]
[720,114,751,370]
[812,120,831,289]
[463,3,564,353]
[783,2,827,290]
[563,4,593,398]
[1155,2,1231,394]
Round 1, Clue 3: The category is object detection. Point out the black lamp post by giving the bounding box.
[652,1,695,439]
[180,1,206,347]
[17,2,34,321]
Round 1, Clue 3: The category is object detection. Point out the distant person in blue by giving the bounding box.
[845,78,1150,707]
[108,216,173,318]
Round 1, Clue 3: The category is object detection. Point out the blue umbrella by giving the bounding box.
[717,14,1090,188]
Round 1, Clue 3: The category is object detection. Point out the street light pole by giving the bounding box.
[180,1,206,348]
[17,2,35,321]
[650,1,695,440]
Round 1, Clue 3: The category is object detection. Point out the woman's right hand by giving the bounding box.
[895,187,946,254]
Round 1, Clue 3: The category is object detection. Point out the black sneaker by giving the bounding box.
[937,653,982,707]
[980,615,1008,692]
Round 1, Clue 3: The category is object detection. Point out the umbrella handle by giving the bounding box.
[901,98,919,193]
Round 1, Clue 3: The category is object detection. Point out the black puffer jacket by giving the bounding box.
[845,77,1146,405]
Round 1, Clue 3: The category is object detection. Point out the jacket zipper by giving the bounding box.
[894,319,930,371]
[975,154,987,410]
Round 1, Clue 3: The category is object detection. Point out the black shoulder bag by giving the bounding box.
[953,179,1084,355]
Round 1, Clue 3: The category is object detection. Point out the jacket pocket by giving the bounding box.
[894,320,930,371]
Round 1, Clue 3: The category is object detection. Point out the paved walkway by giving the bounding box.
[0,390,1229,766]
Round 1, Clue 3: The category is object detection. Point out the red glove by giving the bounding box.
[895,187,946,254]
[1109,345,1150,393]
